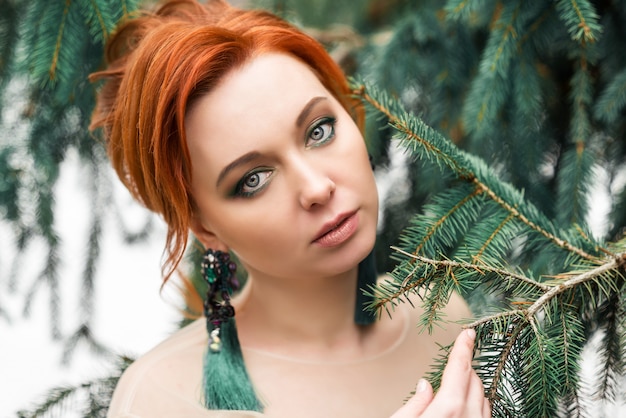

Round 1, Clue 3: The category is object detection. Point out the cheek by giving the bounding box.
[206,198,293,250]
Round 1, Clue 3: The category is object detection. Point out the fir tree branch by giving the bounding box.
[412,188,483,255]
[50,0,72,81]
[473,212,515,262]
[526,253,625,317]
[356,84,598,262]
[468,308,527,329]
[463,252,626,328]
[555,0,601,43]
[471,177,596,261]
[391,246,551,292]
[88,0,110,41]
[594,67,626,124]
[487,318,528,405]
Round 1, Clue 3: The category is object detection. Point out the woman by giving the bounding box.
[91,0,490,417]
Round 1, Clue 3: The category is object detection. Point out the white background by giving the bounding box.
[0,150,181,417]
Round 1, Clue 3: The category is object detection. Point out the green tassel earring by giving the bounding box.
[201,249,262,411]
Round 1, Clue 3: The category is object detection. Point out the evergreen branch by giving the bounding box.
[471,177,595,261]
[555,48,595,227]
[62,323,112,365]
[391,246,551,292]
[445,0,471,19]
[353,85,472,179]
[487,319,528,405]
[594,67,626,124]
[570,54,593,145]
[526,317,557,417]
[555,0,602,43]
[413,188,483,255]
[443,0,490,23]
[467,253,625,328]
[23,244,62,339]
[368,274,429,313]
[17,385,76,418]
[473,212,515,263]
[595,292,626,402]
[462,1,524,136]
[518,7,552,45]
[17,355,134,418]
[356,83,599,262]
[526,254,625,317]
[88,0,109,41]
[49,0,72,81]
[468,308,527,329]
[486,2,520,73]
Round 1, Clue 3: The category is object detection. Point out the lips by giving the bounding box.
[313,211,359,247]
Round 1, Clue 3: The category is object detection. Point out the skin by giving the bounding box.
[186,53,378,283]
[392,329,492,417]
[184,53,490,417]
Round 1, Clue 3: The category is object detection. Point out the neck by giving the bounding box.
[233,267,367,357]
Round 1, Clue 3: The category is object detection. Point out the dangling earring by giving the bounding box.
[200,249,262,411]
[202,248,239,353]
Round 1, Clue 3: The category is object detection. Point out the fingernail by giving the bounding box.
[416,379,428,393]
[466,328,476,340]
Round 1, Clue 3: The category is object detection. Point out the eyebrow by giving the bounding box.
[216,97,329,188]
[296,96,328,128]
[216,151,262,187]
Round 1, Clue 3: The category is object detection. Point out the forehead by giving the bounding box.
[184,53,336,179]
[187,53,329,127]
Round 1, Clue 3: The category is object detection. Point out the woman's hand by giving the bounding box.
[391,328,491,418]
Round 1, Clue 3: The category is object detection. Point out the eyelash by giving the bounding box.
[306,117,336,148]
[233,168,274,198]
[232,116,337,198]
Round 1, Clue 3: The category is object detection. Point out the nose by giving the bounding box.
[295,159,336,210]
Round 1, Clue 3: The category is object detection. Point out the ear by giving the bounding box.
[190,215,229,252]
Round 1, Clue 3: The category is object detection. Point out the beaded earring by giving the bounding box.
[201,248,262,411]
[201,249,239,353]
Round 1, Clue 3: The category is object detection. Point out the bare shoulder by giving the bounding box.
[122,317,206,377]
[107,319,207,416]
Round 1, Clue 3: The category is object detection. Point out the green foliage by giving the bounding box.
[346,0,626,262]
[0,1,143,414]
[311,3,626,412]
[4,0,626,416]
[357,81,625,417]
[17,356,133,418]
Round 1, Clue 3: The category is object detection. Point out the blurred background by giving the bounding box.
[1,0,625,416]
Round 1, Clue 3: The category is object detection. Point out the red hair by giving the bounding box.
[90,0,364,283]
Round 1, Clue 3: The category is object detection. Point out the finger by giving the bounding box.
[437,328,476,399]
[466,370,487,416]
[389,379,434,418]
[483,396,492,418]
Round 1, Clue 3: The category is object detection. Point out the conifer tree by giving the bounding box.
[3,0,626,417]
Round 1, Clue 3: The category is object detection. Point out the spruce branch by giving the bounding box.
[17,355,134,418]
[354,75,626,415]
[555,0,602,43]
[48,0,72,83]
[390,247,551,293]
[355,82,600,262]
[594,67,626,124]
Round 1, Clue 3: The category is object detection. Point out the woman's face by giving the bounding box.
[185,53,378,281]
